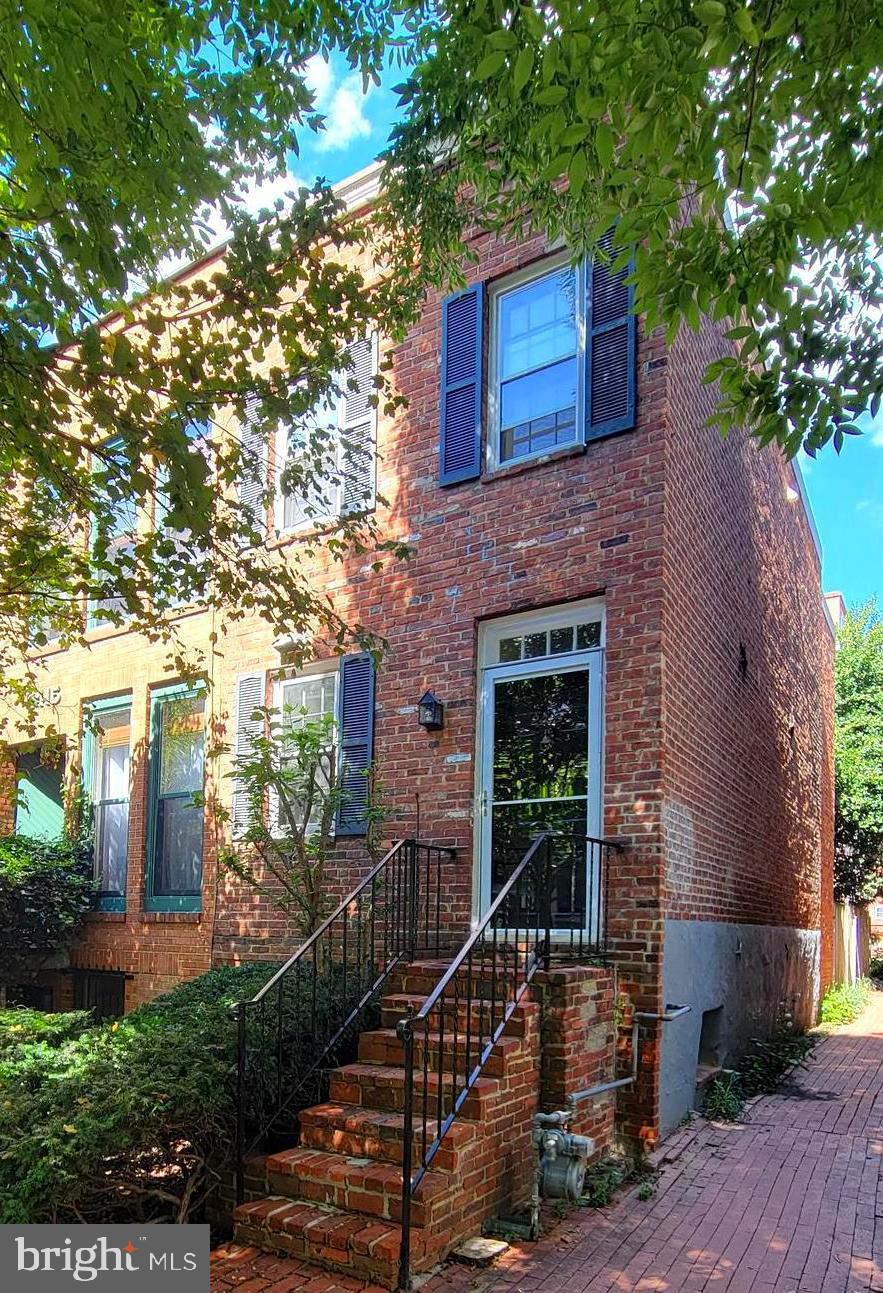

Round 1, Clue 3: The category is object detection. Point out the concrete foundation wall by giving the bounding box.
[658,918,821,1134]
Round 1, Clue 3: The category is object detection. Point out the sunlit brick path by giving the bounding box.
[211,992,883,1293]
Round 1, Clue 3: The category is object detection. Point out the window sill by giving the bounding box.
[482,441,586,484]
[139,911,202,924]
[85,910,127,923]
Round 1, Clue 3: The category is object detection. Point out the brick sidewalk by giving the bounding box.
[212,993,883,1293]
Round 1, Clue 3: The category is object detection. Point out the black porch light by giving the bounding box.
[417,690,444,731]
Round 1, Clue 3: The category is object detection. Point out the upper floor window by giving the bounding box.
[275,335,377,534]
[154,420,211,612]
[85,700,132,911]
[490,259,583,468]
[146,685,206,912]
[88,441,137,629]
[439,234,635,486]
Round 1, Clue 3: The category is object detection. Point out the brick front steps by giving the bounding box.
[233,960,541,1288]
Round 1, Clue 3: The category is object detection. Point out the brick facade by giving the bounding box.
[4,180,833,1145]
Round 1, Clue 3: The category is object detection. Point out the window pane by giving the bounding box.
[158,696,205,794]
[499,268,577,380]
[153,797,203,896]
[281,674,336,726]
[524,631,547,659]
[492,670,589,803]
[550,627,574,654]
[499,636,522,663]
[576,621,602,649]
[501,356,577,431]
[94,800,129,897]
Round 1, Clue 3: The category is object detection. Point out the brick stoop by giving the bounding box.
[232,960,541,1288]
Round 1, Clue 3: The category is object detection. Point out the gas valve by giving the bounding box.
[532,1111,594,1202]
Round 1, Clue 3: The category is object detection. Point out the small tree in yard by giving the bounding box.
[835,602,883,902]
[221,705,385,939]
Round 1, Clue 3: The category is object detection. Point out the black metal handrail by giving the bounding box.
[233,838,454,1203]
[395,832,621,1290]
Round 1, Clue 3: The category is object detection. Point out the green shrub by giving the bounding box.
[868,956,883,980]
[0,960,357,1225]
[0,834,94,987]
[819,978,872,1025]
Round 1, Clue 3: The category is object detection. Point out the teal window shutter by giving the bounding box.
[586,231,636,441]
[439,283,484,484]
[335,652,375,836]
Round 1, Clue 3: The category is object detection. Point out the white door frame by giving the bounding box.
[473,603,604,931]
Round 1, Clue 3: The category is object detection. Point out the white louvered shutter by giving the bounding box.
[237,394,268,538]
[339,335,378,516]
[231,671,265,838]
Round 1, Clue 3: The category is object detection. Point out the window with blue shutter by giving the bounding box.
[484,243,636,468]
[335,652,375,836]
[439,283,484,485]
[586,231,636,441]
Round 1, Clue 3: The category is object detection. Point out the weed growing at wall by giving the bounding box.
[819,979,872,1025]
[703,1025,817,1122]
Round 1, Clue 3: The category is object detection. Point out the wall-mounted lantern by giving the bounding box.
[417,690,444,731]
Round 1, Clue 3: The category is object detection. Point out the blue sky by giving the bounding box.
[253,54,881,614]
[800,412,883,611]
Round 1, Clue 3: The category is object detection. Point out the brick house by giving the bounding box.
[2,161,834,1275]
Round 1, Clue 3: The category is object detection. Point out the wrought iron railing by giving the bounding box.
[233,838,454,1203]
[396,832,621,1289]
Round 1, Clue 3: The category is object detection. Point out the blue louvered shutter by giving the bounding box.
[586,231,636,441]
[335,652,376,836]
[439,283,484,485]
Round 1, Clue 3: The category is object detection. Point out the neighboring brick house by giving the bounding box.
[2,161,834,1152]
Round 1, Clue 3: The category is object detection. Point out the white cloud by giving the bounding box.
[302,55,373,153]
[316,75,373,152]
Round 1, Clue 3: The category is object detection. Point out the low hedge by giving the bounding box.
[0,961,355,1225]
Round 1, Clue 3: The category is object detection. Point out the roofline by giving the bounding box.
[97,159,386,333]
[166,160,384,284]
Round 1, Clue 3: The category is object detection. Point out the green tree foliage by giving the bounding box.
[221,705,386,936]
[384,0,883,458]
[0,835,94,988]
[834,602,883,901]
[0,0,419,732]
[0,963,354,1224]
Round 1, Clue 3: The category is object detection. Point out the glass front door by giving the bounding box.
[477,609,603,932]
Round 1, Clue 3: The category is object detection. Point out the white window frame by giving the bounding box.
[270,664,340,836]
[478,597,605,671]
[487,252,587,474]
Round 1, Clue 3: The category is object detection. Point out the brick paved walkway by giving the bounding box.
[212,992,883,1293]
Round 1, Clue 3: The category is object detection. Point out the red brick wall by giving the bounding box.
[3,218,832,1143]
[660,318,834,941]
